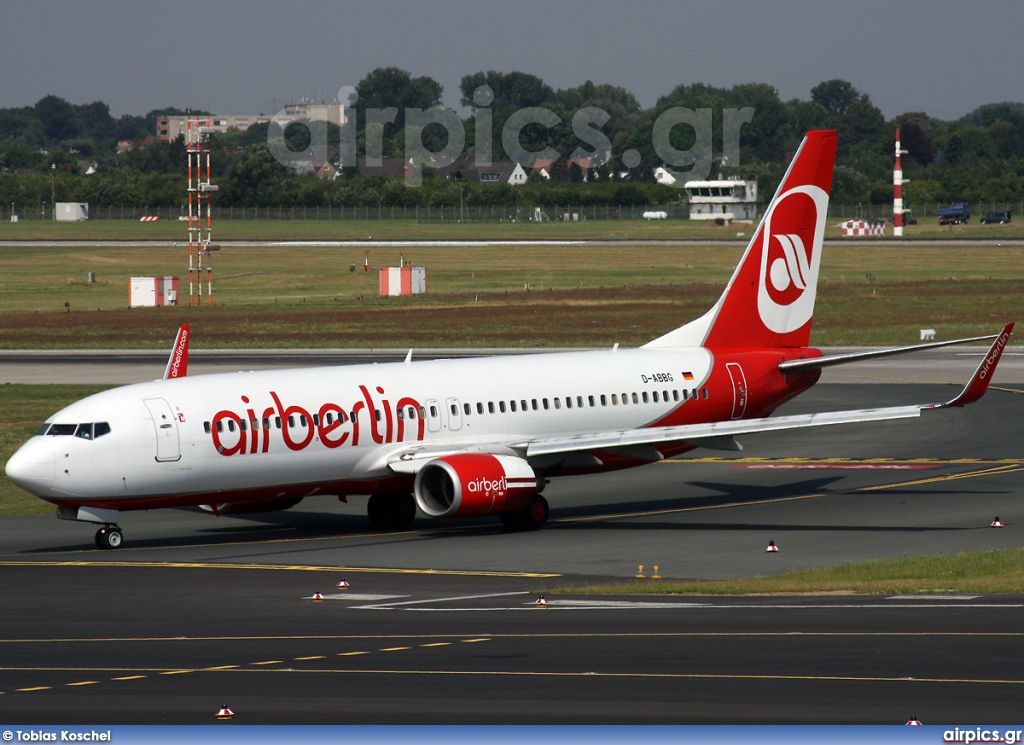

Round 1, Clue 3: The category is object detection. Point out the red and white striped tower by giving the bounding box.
[893,128,909,237]
[186,113,218,305]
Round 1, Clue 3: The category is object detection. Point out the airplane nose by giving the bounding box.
[5,438,55,494]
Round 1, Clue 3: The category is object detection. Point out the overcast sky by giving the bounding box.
[2,0,1020,121]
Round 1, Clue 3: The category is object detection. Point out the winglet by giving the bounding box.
[163,324,190,380]
[938,323,1014,408]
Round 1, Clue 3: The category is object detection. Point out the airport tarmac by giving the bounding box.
[2,371,1023,722]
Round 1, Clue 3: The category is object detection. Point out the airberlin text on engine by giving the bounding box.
[209,384,423,456]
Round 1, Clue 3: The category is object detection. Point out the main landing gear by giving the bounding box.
[500,495,549,531]
[95,525,124,550]
[367,493,417,529]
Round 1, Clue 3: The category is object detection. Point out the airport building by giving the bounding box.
[156,102,346,141]
[683,177,759,221]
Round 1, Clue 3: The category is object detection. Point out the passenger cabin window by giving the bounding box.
[642,392,649,403]
[510,400,517,412]
[488,402,495,414]
[601,395,607,406]
[499,401,507,413]
[463,403,471,416]
[543,398,549,410]
[554,398,561,410]
[673,390,680,402]
[476,402,484,414]
[429,405,438,418]
[451,403,458,416]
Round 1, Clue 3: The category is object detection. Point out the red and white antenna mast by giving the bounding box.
[186,110,219,305]
[893,128,909,237]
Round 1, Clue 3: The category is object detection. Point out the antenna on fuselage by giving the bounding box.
[404,349,412,365]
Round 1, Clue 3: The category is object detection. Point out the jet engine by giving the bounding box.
[414,453,538,519]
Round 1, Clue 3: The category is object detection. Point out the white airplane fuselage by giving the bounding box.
[11,345,816,512]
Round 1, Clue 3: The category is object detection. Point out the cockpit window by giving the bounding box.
[40,422,111,439]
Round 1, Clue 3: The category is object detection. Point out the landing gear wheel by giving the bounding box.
[500,496,549,531]
[500,511,525,529]
[95,526,123,550]
[388,494,417,528]
[521,496,549,530]
[367,494,390,527]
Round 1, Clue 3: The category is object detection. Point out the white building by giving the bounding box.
[683,177,758,221]
[157,103,346,141]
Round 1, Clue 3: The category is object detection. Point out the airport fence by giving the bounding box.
[3,201,1023,223]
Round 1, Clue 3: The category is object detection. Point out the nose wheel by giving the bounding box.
[95,526,123,550]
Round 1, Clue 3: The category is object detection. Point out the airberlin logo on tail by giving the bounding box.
[757,184,829,334]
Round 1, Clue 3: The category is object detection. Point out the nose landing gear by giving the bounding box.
[95,525,123,550]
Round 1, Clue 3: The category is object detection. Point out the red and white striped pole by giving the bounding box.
[893,128,908,237]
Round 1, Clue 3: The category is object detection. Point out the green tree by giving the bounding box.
[224,144,290,206]
[34,95,81,144]
[810,79,859,117]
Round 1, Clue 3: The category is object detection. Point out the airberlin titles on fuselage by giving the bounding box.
[210,384,424,456]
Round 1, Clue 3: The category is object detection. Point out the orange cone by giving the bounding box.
[906,716,922,725]
[336,579,350,589]
[312,591,324,602]
[217,705,234,720]
[991,516,1004,528]
[766,540,779,552]
[536,595,548,608]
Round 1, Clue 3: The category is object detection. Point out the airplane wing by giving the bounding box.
[388,323,1013,473]
[526,322,1013,461]
[778,331,1000,373]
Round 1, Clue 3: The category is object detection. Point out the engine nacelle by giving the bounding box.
[414,453,538,518]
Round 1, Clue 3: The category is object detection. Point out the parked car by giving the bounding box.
[980,211,1012,224]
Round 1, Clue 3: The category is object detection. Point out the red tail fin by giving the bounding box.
[163,324,190,380]
[645,130,837,350]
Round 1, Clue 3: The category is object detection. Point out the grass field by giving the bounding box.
[556,548,1024,595]
[1,215,1023,242]
[0,242,1020,348]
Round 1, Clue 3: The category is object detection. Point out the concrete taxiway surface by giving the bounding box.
[2,371,1023,722]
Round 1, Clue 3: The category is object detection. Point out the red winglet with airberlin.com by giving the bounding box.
[162,323,190,380]
[935,322,1014,408]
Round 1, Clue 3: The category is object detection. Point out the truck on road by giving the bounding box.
[938,203,971,225]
